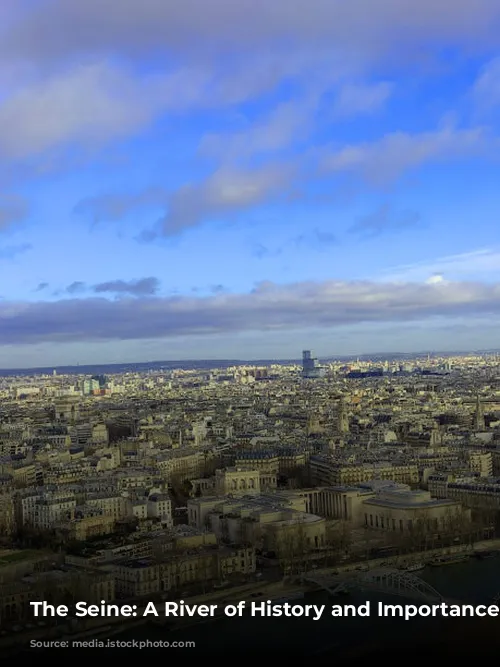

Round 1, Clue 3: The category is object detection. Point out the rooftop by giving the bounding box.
[363,492,458,509]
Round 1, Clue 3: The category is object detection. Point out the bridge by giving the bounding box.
[303,568,444,603]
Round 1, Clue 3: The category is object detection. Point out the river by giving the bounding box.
[112,555,500,657]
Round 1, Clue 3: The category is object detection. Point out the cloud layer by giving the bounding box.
[3,0,500,65]
[2,1,500,363]
[2,279,500,344]
[2,1,500,165]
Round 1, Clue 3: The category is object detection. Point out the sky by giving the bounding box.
[2,1,500,367]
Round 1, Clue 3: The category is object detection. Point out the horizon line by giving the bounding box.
[0,349,498,374]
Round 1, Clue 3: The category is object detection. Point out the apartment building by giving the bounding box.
[309,456,419,487]
[429,473,500,510]
[16,490,76,530]
[115,546,255,597]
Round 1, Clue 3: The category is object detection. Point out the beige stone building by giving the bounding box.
[156,449,208,482]
[86,493,130,521]
[115,546,255,597]
[192,467,277,497]
[469,452,493,477]
[215,467,277,495]
[234,453,280,474]
[361,488,467,533]
[429,474,500,510]
[2,461,37,487]
[234,451,307,476]
[309,456,419,487]
[62,514,115,541]
[301,481,466,534]
[187,492,326,551]
[215,466,260,495]
[301,486,374,522]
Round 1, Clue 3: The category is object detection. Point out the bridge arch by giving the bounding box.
[304,567,443,603]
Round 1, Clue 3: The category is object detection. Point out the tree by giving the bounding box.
[386,512,434,557]
[336,521,352,554]
[473,496,500,539]
[276,529,297,575]
[276,519,310,576]
[169,474,193,506]
[322,520,354,567]
[325,520,352,555]
[442,507,478,547]
[407,511,435,553]
[474,507,496,540]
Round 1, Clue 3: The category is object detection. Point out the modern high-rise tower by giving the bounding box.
[474,395,485,431]
[301,350,325,378]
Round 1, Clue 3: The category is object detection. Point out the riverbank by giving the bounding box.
[315,536,500,576]
[146,556,500,657]
[4,536,500,650]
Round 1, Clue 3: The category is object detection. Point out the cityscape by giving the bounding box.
[3,0,500,659]
[1,351,500,655]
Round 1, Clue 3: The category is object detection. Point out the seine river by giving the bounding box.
[115,557,500,657]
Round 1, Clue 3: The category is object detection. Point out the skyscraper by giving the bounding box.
[474,395,485,431]
[301,350,325,378]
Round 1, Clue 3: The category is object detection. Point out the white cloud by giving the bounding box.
[321,122,494,183]
[1,57,325,160]
[426,274,445,284]
[157,163,297,236]
[0,62,217,159]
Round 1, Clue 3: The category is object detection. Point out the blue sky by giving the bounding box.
[1,0,500,367]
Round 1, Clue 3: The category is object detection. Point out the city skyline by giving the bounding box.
[2,2,500,366]
[0,347,497,374]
